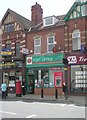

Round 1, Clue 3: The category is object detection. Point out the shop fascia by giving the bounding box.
[26,53,64,67]
[0,62,15,67]
[67,55,87,64]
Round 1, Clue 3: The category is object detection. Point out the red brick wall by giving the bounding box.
[65,17,87,53]
[27,26,64,54]
[34,88,63,96]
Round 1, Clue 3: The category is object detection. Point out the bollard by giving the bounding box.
[41,88,43,98]
[55,89,58,99]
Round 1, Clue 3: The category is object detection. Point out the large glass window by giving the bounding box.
[34,38,41,54]
[72,29,81,50]
[47,36,55,53]
[4,23,14,33]
[34,69,49,88]
[71,65,87,92]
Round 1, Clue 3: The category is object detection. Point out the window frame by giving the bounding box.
[34,38,41,54]
[81,4,87,16]
[47,36,55,53]
[72,29,81,51]
[4,23,14,33]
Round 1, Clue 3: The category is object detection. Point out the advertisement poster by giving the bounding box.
[54,72,63,87]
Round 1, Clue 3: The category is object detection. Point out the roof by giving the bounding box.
[1,8,32,30]
[30,15,65,32]
[64,2,78,21]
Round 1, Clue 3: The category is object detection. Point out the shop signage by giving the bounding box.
[26,54,64,65]
[67,55,87,64]
[1,51,12,55]
[50,68,61,70]
[1,47,12,55]
[0,62,15,67]
[21,48,29,54]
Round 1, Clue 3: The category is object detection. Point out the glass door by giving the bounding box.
[28,75,34,94]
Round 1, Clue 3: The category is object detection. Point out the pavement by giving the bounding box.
[0,93,86,106]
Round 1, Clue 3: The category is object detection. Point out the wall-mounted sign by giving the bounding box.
[1,47,12,55]
[0,62,15,67]
[1,51,12,55]
[22,48,29,54]
[26,54,64,65]
[67,55,87,65]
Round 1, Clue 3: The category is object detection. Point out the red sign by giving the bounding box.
[67,55,87,65]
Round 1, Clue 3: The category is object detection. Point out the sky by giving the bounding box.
[0,0,75,21]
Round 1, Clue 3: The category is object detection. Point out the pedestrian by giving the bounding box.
[22,81,26,95]
[1,81,7,99]
[62,81,66,99]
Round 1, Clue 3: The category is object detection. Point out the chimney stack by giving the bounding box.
[31,2,43,26]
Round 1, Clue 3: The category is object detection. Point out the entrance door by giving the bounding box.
[28,75,34,94]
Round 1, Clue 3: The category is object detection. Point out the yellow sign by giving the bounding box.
[0,51,12,55]
[0,62,15,67]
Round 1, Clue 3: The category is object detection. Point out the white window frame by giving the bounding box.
[72,29,81,51]
[81,4,87,16]
[47,36,55,53]
[43,16,59,27]
[34,38,41,54]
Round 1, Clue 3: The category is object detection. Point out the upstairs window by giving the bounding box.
[81,4,87,16]
[72,29,81,51]
[43,16,59,27]
[47,36,55,53]
[34,38,41,54]
[4,23,14,32]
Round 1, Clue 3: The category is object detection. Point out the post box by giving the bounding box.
[16,80,22,97]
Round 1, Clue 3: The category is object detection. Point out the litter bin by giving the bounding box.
[16,80,22,97]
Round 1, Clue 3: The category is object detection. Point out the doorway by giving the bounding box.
[28,75,34,94]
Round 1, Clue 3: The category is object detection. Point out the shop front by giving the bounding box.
[0,61,23,93]
[67,54,87,95]
[26,53,64,96]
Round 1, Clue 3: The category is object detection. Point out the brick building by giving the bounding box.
[26,1,87,96]
[0,9,31,93]
[0,0,87,96]
[64,0,87,95]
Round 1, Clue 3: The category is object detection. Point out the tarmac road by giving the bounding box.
[0,100,86,119]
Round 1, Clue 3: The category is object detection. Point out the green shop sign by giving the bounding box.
[26,53,64,68]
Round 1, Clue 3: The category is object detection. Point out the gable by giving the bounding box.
[3,13,15,24]
[64,1,87,21]
[1,9,31,32]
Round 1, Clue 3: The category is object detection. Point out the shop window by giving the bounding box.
[72,29,81,50]
[9,72,15,87]
[34,69,49,88]
[34,38,41,54]
[47,36,55,53]
[71,65,87,92]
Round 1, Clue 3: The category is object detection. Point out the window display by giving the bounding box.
[71,65,87,92]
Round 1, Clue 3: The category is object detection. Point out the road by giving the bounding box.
[0,100,86,119]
